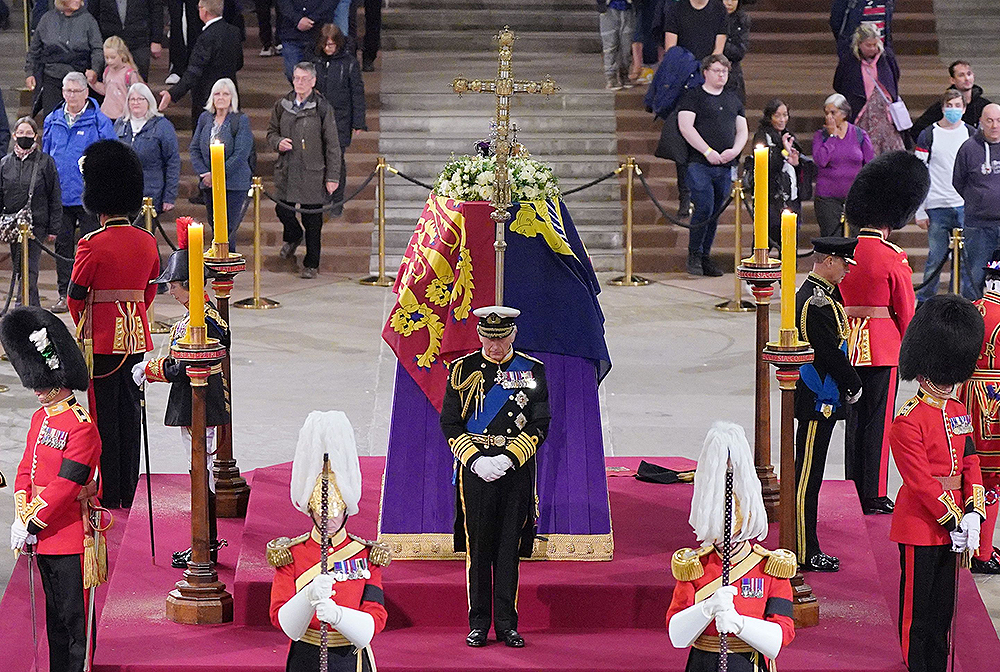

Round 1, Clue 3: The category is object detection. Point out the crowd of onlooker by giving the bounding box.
[1,0,375,310]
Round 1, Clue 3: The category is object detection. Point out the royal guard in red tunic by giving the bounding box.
[957,251,1000,574]
[66,140,160,509]
[890,294,987,672]
[268,411,390,672]
[2,307,102,672]
[839,151,926,516]
[666,422,796,672]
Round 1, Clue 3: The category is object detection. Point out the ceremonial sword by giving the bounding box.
[140,384,156,563]
[718,457,734,672]
[319,453,330,672]
[26,543,39,672]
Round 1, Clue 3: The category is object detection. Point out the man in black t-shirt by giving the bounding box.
[662,0,727,61]
[677,53,747,276]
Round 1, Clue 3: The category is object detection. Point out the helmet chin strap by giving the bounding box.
[986,278,1000,295]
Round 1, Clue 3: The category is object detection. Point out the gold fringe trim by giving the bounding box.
[82,534,107,589]
[377,532,615,561]
[672,546,711,581]
[755,545,797,579]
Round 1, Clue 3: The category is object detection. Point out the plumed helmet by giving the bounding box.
[845,150,930,232]
[81,139,144,216]
[289,411,362,520]
[899,294,984,385]
[0,307,90,391]
[153,249,218,284]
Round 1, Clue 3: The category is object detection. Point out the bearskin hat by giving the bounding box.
[845,150,930,232]
[81,139,144,216]
[0,307,89,391]
[899,295,983,385]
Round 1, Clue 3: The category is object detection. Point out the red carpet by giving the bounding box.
[2,457,997,671]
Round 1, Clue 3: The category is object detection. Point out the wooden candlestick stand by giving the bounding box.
[165,328,233,624]
[762,329,819,627]
[205,250,250,518]
[738,249,782,522]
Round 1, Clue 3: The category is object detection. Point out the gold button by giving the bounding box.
[508,411,513,416]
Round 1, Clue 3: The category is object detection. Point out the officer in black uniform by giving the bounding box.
[440,305,550,649]
[794,237,863,573]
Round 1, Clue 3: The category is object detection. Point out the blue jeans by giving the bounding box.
[334,0,350,35]
[917,207,965,303]
[281,40,309,82]
[687,162,733,256]
[963,224,1000,300]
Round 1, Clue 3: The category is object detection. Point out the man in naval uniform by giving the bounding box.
[132,248,231,568]
[666,422,796,671]
[268,411,390,672]
[440,305,550,648]
[67,139,160,509]
[958,251,1000,574]
[794,237,863,572]
[891,294,986,672]
[3,306,102,672]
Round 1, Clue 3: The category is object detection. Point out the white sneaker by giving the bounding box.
[274,43,283,54]
[165,73,180,85]
[259,46,275,57]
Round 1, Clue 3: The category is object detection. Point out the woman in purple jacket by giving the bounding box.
[812,93,874,237]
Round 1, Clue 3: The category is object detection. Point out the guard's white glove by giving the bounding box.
[132,361,147,387]
[714,607,745,635]
[493,454,513,473]
[10,518,30,551]
[313,598,343,626]
[471,456,505,482]
[846,387,863,404]
[960,513,982,553]
[950,526,969,553]
[700,585,737,618]
[307,574,336,603]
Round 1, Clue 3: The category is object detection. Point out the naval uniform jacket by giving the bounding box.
[67,219,160,358]
[14,397,101,555]
[143,302,231,427]
[958,291,1000,486]
[889,386,987,546]
[838,228,915,368]
[666,542,796,670]
[795,272,862,421]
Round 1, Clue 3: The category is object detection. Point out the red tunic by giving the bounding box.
[14,397,102,555]
[958,291,1000,485]
[838,229,916,367]
[889,387,987,546]
[67,221,160,356]
[270,528,388,649]
[665,543,795,660]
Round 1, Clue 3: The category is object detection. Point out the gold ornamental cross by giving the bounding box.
[452,26,557,305]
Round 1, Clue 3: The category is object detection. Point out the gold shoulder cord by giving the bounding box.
[450,361,485,419]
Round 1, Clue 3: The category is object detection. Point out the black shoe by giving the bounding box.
[686,253,704,276]
[279,241,299,260]
[466,629,488,647]
[677,199,692,218]
[171,539,228,568]
[802,552,840,572]
[971,548,1000,575]
[362,60,375,72]
[702,256,724,277]
[862,496,895,515]
[497,629,525,648]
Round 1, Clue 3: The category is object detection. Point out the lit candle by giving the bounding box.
[188,221,205,332]
[753,145,768,251]
[210,141,228,248]
[780,210,797,332]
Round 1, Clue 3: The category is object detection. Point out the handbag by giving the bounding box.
[653,110,690,164]
[889,99,913,132]
[0,153,41,244]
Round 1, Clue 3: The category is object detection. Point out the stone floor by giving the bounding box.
[1,261,997,630]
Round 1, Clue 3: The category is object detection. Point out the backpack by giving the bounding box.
[229,112,257,175]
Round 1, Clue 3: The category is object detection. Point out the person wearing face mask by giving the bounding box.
[0,117,62,307]
[953,103,1000,299]
[914,90,976,303]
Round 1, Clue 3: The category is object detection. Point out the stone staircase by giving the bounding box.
[378,0,623,272]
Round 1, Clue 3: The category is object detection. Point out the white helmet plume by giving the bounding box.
[688,422,768,545]
[290,411,362,517]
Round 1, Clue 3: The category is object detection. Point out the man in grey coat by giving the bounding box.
[266,61,341,279]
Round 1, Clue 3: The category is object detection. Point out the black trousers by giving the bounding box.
[254,0,278,49]
[93,352,144,508]
[10,237,42,306]
[40,73,68,120]
[898,544,956,672]
[846,366,896,501]
[37,554,87,672]
[56,205,100,297]
[168,0,202,76]
[286,641,374,672]
[362,0,382,65]
[814,195,846,237]
[459,463,532,633]
[278,201,324,269]
[685,648,763,672]
[795,418,836,562]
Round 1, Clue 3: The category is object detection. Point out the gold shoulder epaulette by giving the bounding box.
[514,351,544,365]
[81,228,103,241]
[896,396,919,418]
[72,404,92,424]
[205,305,229,332]
[753,545,797,579]
[266,532,310,568]
[671,546,713,582]
[880,238,905,255]
[348,533,393,567]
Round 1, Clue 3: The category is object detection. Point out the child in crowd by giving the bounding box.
[92,36,143,121]
[597,0,636,91]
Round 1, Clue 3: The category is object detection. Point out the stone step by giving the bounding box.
[390,0,593,8]
[379,132,618,155]
[382,8,599,33]
[753,0,933,11]
[383,30,602,54]
[380,89,613,112]
[750,11,937,33]
[380,110,617,134]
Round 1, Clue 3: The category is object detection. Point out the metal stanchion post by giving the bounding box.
[609,157,649,287]
[19,219,30,306]
[360,157,395,287]
[715,178,754,312]
[22,0,30,51]
[143,197,173,334]
[950,228,963,295]
[234,178,280,309]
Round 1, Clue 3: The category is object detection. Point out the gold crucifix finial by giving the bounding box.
[452,26,558,305]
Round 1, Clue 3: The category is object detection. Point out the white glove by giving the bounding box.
[10,518,29,551]
[313,598,343,626]
[471,456,505,482]
[950,526,969,553]
[960,513,982,554]
[307,574,336,603]
[700,585,737,618]
[714,607,745,635]
[847,387,863,404]
[131,361,147,387]
[493,454,513,473]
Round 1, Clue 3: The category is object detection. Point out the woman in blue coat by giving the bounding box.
[115,83,181,219]
[190,78,254,251]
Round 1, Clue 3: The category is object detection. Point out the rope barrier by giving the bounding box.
[561,169,620,197]
[260,167,378,215]
[155,218,179,251]
[35,240,74,264]
[912,248,953,292]
[1,268,17,314]
[386,168,435,191]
